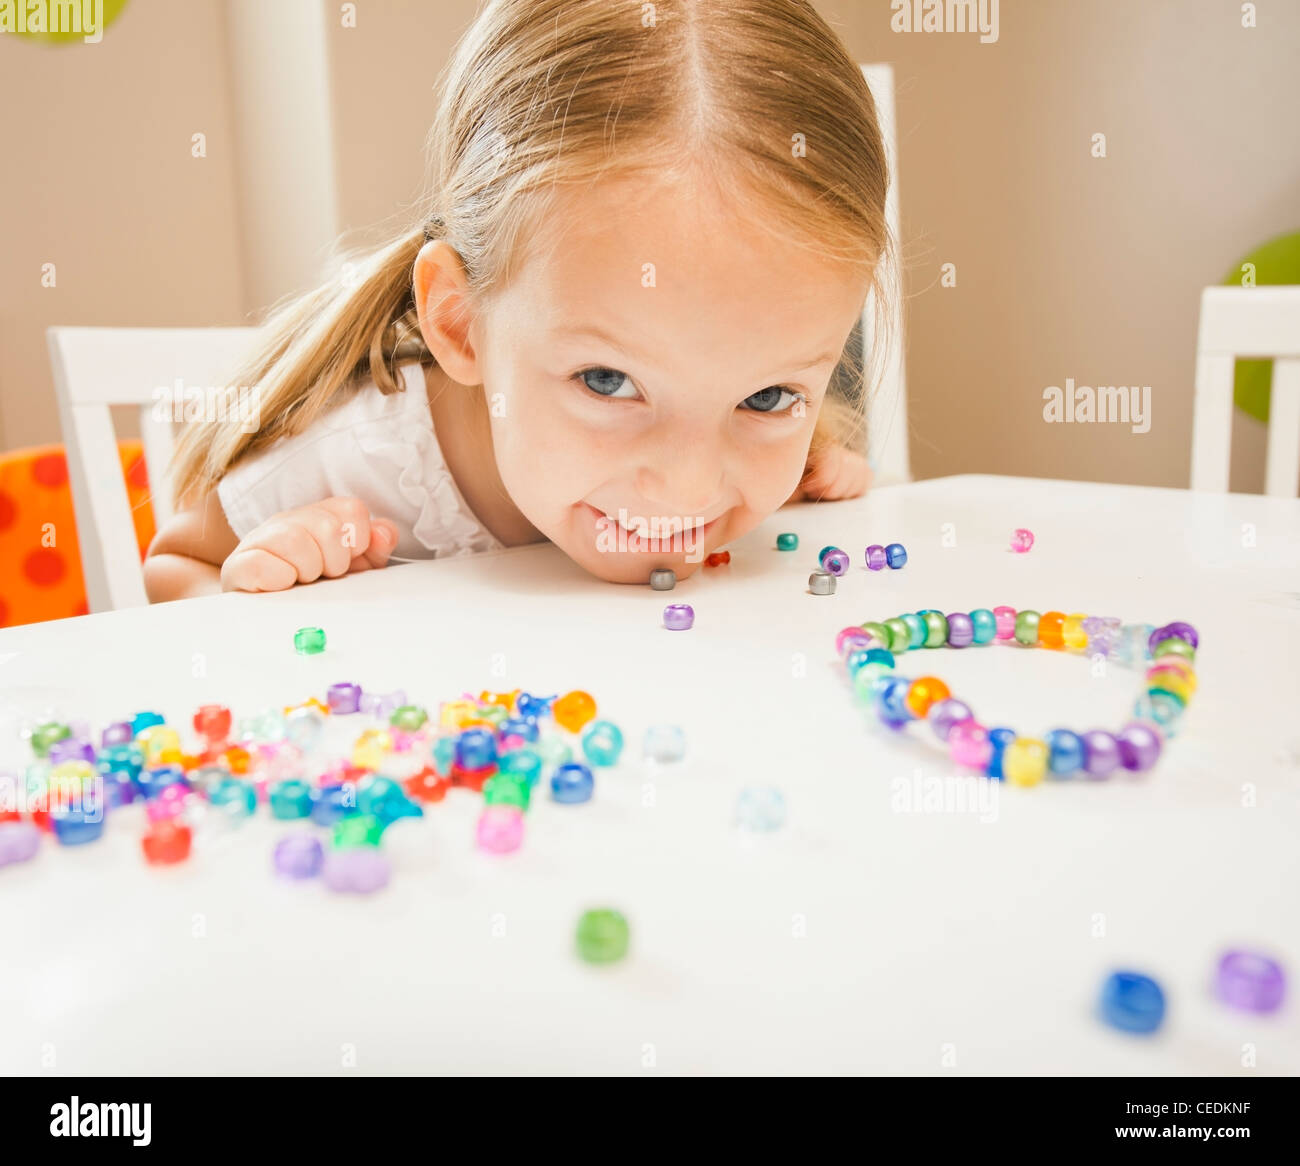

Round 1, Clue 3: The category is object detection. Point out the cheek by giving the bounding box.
[489,388,600,509]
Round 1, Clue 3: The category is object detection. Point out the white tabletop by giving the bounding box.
[2,474,1298,1075]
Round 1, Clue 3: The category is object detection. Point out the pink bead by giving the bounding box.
[147,784,192,822]
[993,606,1018,640]
[836,626,874,658]
[1010,528,1035,553]
[476,806,524,853]
[948,721,993,770]
[391,729,420,753]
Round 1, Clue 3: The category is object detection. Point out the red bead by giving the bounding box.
[0,808,21,823]
[451,761,496,792]
[142,820,192,864]
[405,767,450,803]
[193,704,232,743]
[30,808,54,833]
[705,551,731,567]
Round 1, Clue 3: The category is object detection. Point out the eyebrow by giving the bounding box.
[554,326,841,375]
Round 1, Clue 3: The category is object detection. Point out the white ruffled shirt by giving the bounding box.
[216,362,503,560]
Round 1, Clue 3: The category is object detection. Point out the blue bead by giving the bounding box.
[970,609,997,645]
[311,784,353,826]
[1046,729,1086,776]
[135,765,187,800]
[643,725,686,763]
[901,613,927,649]
[270,779,314,819]
[875,676,914,723]
[456,728,498,770]
[885,543,907,568]
[100,770,137,808]
[735,786,786,831]
[130,711,166,736]
[985,727,1016,779]
[1099,971,1165,1034]
[500,717,539,743]
[551,762,595,804]
[515,692,556,719]
[53,813,105,846]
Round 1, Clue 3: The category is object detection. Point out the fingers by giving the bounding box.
[795,445,873,502]
[221,547,299,592]
[351,518,399,572]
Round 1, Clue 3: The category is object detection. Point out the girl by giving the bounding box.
[144,0,892,600]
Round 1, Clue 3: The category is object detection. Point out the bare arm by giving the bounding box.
[142,489,239,602]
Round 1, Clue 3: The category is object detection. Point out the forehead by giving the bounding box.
[500,172,869,369]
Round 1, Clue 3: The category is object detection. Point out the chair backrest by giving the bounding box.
[860,63,909,485]
[1192,286,1300,496]
[46,326,262,611]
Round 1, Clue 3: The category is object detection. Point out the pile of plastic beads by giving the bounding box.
[1,684,629,896]
[838,609,1199,784]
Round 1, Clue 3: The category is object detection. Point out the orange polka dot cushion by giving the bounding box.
[0,441,155,627]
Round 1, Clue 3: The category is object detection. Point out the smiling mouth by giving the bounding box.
[581,503,721,551]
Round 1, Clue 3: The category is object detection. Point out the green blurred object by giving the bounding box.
[575,908,630,965]
[1220,231,1300,425]
[10,0,131,43]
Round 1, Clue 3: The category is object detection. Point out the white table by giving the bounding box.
[2,475,1298,1076]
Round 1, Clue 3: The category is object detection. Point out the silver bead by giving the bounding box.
[649,568,676,591]
[808,569,836,595]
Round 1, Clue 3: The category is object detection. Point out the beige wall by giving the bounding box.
[2,0,1296,493]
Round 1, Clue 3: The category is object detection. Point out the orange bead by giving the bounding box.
[283,697,329,716]
[904,676,951,719]
[1038,611,1067,650]
[222,745,251,775]
[405,767,450,803]
[552,690,597,732]
[179,753,203,772]
[479,689,520,712]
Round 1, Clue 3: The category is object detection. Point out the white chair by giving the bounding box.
[46,326,261,612]
[860,63,909,485]
[1191,286,1300,497]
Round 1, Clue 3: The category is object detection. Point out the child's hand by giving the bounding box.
[788,442,872,503]
[220,497,400,593]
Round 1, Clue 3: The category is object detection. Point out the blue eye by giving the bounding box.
[575,367,638,399]
[742,386,802,413]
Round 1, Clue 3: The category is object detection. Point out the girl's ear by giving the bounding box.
[413,240,484,386]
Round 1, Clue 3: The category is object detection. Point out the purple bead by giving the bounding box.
[1082,730,1121,778]
[1215,951,1286,1014]
[929,698,974,742]
[865,544,887,571]
[322,847,392,894]
[101,721,133,748]
[663,603,695,631]
[48,738,96,765]
[0,821,41,867]
[945,613,974,648]
[1117,722,1162,772]
[274,834,324,879]
[327,682,362,715]
[823,549,851,576]
[1148,622,1198,654]
[360,689,406,719]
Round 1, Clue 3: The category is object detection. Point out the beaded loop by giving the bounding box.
[842,611,1197,783]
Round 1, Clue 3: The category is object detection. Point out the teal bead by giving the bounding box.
[922,611,948,648]
[900,612,927,649]
[499,747,543,787]
[776,532,798,551]
[270,779,314,819]
[817,545,837,566]
[884,617,912,654]
[581,720,624,767]
[431,735,457,777]
[1014,610,1041,645]
[357,775,423,825]
[970,608,997,644]
[1134,692,1183,736]
[211,778,257,819]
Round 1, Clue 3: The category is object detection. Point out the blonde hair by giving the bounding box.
[172,0,893,507]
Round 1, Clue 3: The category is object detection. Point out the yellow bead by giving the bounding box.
[1003,738,1048,787]
[439,700,477,729]
[351,727,393,770]
[1062,613,1088,652]
[136,725,181,761]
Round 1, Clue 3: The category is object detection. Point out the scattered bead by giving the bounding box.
[274,834,323,878]
[552,691,597,733]
[142,820,192,865]
[864,544,887,571]
[822,549,851,576]
[643,725,686,764]
[193,704,232,743]
[0,821,41,867]
[776,532,798,551]
[1010,528,1035,554]
[884,543,907,569]
[1215,951,1286,1014]
[293,626,327,655]
[575,908,630,964]
[808,570,836,595]
[649,568,676,591]
[476,805,525,853]
[333,813,384,849]
[704,551,731,567]
[1099,971,1165,1034]
[581,721,624,767]
[735,786,786,832]
[326,683,362,714]
[663,603,695,630]
[322,847,391,893]
[551,762,595,804]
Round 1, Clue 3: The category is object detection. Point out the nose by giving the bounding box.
[633,435,726,519]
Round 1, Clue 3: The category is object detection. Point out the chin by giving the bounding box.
[552,504,736,584]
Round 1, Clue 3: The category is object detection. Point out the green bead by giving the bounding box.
[884,617,912,654]
[900,612,927,649]
[484,773,530,810]
[852,662,894,703]
[293,626,326,655]
[333,813,384,848]
[860,621,892,648]
[477,704,509,728]
[30,722,72,758]
[923,611,948,648]
[575,908,630,964]
[1014,610,1041,645]
[1152,637,1195,663]
[389,704,429,731]
[776,532,799,551]
[1147,685,1186,709]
